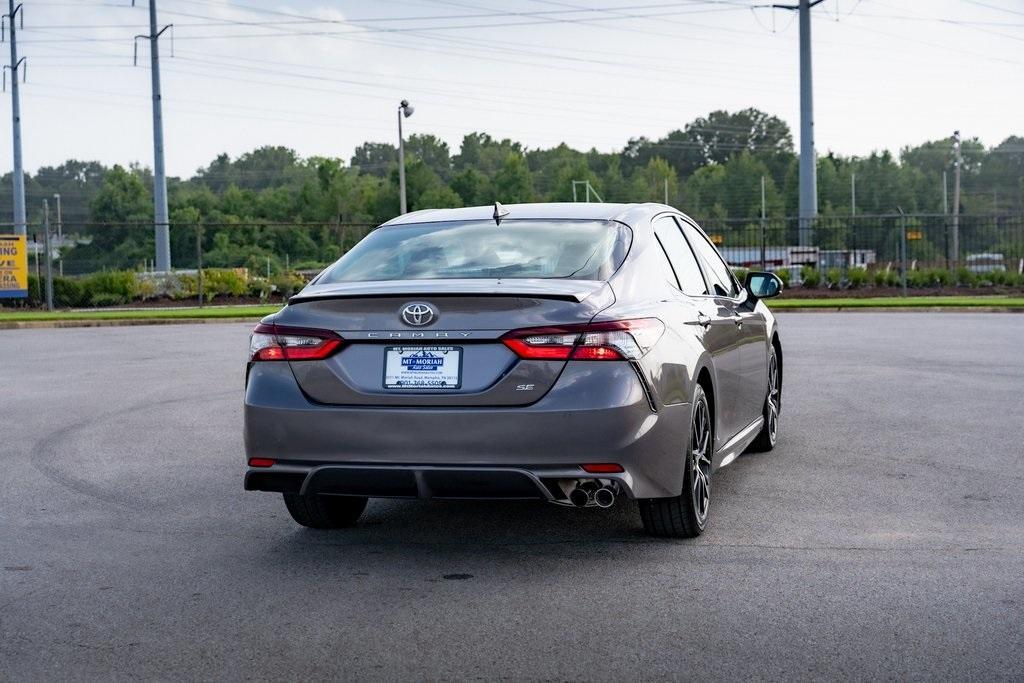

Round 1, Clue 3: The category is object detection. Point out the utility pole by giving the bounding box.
[663,177,669,205]
[951,130,962,266]
[397,99,414,214]
[42,199,53,310]
[760,175,767,270]
[53,192,62,275]
[135,0,171,271]
[898,208,908,298]
[942,171,948,214]
[774,0,823,246]
[4,0,27,235]
[850,172,856,216]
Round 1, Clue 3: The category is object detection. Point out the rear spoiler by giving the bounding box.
[289,278,606,305]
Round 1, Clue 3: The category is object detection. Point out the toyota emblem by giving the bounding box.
[401,302,436,327]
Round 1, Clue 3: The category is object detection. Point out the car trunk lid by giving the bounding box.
[273,279,614,407]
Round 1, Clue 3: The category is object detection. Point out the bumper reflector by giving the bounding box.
[248,458,276,468]
[581,463,624,474]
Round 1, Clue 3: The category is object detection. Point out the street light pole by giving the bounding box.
[397,99,414,214]
[951,130,962,266]
[53,192,62,276]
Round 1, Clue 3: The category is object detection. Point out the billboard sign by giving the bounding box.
[0,234,28,299]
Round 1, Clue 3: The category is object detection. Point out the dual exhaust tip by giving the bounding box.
[569,481,617,509]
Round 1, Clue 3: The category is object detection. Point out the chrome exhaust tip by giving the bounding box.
[569,487,591,508]
[593,486,616,508]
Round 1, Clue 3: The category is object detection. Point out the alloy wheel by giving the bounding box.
[767,350,780,445]
[691,396,712,524]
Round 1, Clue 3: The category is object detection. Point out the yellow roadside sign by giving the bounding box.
[709,234,724,245]
[906,230,924,241]
[0,234,29,299]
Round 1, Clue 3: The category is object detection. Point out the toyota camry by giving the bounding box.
[244,202,783,537]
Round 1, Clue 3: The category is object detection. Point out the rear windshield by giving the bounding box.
[317,219,631,283]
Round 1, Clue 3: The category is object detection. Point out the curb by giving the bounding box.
[0,317,261,330]
[774,306,1024,313]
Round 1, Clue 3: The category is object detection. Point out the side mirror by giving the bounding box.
[744,271,783,300]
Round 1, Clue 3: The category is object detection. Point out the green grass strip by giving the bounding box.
[771,296,1024,309]
[0,305,282,322]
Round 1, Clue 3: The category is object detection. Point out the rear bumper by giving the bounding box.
[244,362,690,499]
[244,463,637,502]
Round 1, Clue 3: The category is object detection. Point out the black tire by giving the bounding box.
[747,344,780,453]
[639,384,712,538]
[282,493,368,529]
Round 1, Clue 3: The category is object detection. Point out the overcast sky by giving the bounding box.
[2,0,1022,178]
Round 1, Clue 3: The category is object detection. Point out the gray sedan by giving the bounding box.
[244,202,783,537]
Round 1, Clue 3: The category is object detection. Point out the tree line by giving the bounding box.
[1,107,1021,273]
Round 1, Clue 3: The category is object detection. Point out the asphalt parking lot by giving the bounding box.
[2,313,1023,680]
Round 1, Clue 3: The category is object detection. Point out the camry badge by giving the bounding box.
[401,302,436,327]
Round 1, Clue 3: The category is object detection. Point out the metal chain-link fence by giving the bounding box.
[3,215,1023,310]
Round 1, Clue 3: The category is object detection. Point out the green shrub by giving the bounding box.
[170,273,198,300]
[137,277,158,301]
[933,269,951,287]
[202,269,248,299]
[52,276,85,307]
[776,268,791,288]
[89,292,127,307]
[954,267,976,287]
[732,268,749,284]
[82,271,139,302]
[292,260,330,272]
[986,270,1008,286]
[907,269,929,288]
[271,272,307,298]
[247,276,271,299]
[825,267,842,288]
[848,268,868,289]
[800,265,820,288]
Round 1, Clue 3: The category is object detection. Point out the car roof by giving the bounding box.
[380,202,674,228]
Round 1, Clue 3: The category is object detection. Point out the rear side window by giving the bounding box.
[654,216,708,296]
[318,219,631,282]
[680,220,739,297]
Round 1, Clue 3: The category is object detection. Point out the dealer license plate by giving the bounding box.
[384,346,462,389]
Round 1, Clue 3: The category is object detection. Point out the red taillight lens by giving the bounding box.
[501,326,582,360]
[581,463,624,474]
[502,318,663,361]
[248,457,276,468]
[249,323,343,361]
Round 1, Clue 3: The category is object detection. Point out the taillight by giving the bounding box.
[249,323,343,361]
[502,318,663,361]
[581,463,624,473]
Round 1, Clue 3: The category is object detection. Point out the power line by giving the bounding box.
[963,0,1024,18]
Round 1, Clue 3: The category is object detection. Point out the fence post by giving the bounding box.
[898,208,908,297]
[760,175,767,270]
[196,223,204,308]
[43,203,54,311]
